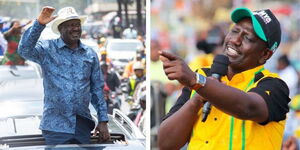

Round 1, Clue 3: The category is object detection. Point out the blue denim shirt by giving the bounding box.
[18,20,108,134]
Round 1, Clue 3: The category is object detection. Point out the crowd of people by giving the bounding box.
[91,20,147,135]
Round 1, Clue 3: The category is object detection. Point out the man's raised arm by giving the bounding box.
[18,6,56,64]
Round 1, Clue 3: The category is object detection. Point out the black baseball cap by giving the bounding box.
[231,7,281,51]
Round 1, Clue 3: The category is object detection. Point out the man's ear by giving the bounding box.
[259,48,273,64]
[58,25,62,33]
[58,24,64,33]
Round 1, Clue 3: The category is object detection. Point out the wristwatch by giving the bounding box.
[191,73,206,91]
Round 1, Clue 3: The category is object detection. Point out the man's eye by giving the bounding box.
[244,36,254,42]
[68,24,80,27]
[231,29,238,33]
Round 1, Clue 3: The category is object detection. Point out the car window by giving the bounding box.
[108,42,141,52]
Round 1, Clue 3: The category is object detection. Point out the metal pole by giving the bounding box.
[136,0,142,35]
[124,0,129,27]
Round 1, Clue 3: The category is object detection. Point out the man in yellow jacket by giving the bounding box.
[158,7,290,150]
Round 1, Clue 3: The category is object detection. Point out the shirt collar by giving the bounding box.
[223,65,265,85]
[57,38,87,51]
[57,38,66,49]
[78,41,88,51]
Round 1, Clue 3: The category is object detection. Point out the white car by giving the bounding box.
[0,61,42,81]
[0,69,145,149]
[105,39,144,72]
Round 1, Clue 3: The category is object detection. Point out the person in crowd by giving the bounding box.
[277,54,299,97]
[189,25,225,71]
[1,20,31,65]
[283,95,300,150]
[134,81,146,135]
[103,84,120,115]
[128,61,145,96]
[112,17,122,38]
[97,37,106,49]
[158,7,290,150]
[137,35,146,48]
[100,61,120,92]
[18,6,109,145]
[122,51,144,78]
[99,48,112,65]
[122,24,138,39]
[138,46,146,60]
[0,17,7,56]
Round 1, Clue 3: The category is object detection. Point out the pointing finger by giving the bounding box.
[159,55,169,63]
[159,51,179,61]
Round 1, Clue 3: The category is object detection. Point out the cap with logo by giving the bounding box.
[231,7,281,51]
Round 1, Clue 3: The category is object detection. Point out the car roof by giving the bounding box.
[0,78,143,138]
[0,78,44,102]
[0,112,145,150]
[0,65,42,81]
[0,141,145,150]
[0,77,145,149]
[107,38,141,42]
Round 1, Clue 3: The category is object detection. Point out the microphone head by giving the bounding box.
[211,54,230,76]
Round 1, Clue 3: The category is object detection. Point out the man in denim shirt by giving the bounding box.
[18,6,110,145]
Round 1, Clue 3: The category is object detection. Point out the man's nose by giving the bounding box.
[230,33,242,46]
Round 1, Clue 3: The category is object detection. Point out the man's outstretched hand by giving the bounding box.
[38,6,57,25]
[159,51,196,88]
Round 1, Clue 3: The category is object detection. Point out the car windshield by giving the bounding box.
[0,115,123,138]
[108,41,142,52]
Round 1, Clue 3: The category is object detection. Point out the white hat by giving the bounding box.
[133,61,144,70]
[51,7,87,35]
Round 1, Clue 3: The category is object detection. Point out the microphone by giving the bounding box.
[201,54,230,122]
